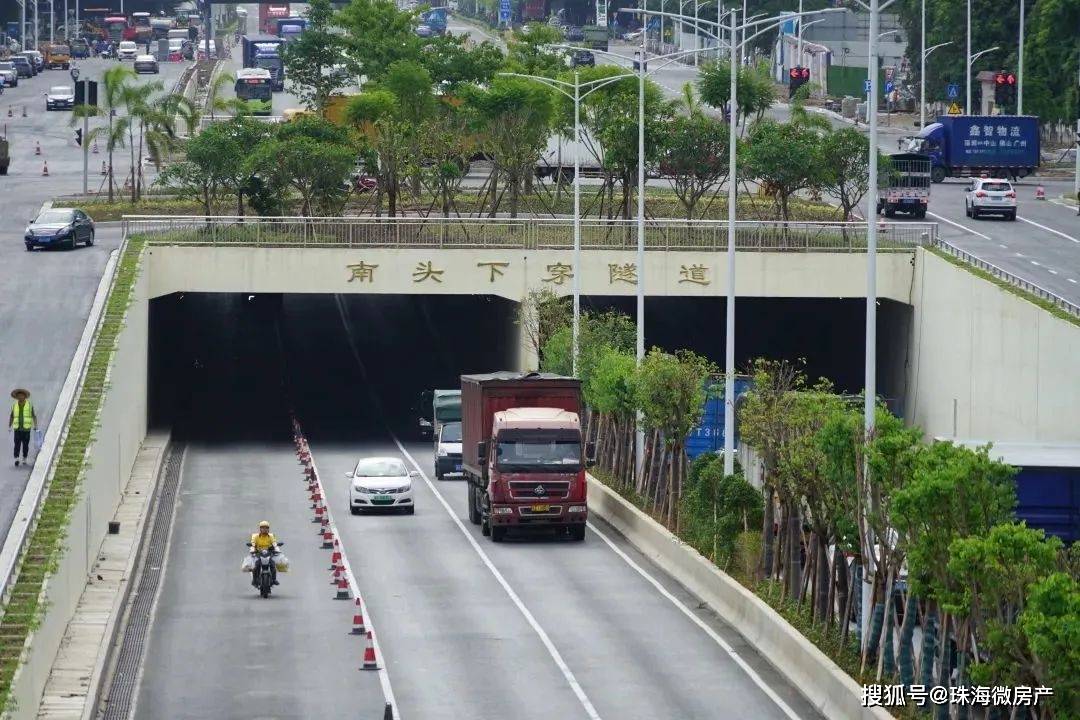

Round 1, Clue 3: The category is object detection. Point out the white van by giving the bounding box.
[117,41,138,60]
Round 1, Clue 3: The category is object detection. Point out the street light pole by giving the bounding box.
[920,0,925,126]
[796,0,802,67]
[723,5,737,477]
[636,28,647,480]
[573,72,581,376]
[966,0,971,114]
[1018,0,1024,114]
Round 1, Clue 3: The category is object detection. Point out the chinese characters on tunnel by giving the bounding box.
[344,261,717,287]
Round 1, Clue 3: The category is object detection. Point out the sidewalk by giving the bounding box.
[35,433,169,720]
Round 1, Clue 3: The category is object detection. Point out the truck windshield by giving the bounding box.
[441,422,462,442]
[496,433,581,471]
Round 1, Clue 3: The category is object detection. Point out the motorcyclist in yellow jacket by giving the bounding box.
[249,521,279,586]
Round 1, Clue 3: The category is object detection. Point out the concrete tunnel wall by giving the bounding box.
[905,248,1080,443]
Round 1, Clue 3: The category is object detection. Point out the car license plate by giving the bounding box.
[531,504,551,512]
[372,495,393,505]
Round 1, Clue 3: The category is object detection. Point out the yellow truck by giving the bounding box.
[43,43,71,69]
[323,93,360,125]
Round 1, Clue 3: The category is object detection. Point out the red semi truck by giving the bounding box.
[461,372,593,542]
[259,3,291,34]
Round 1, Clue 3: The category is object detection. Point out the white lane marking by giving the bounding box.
[1049,269,1059,275]
[1018,216,1080,243]
[394,439,604,720]
[927,212,992,240]
[303,433,399,717]
[999,244,1008,249]
[1016,252,1026,258]
[1031,260,1040,266]
[586,522,805,720]
[1069,278,1078,284]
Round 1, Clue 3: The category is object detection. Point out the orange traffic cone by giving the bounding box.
[1035,185,1046,200]
[335,576,350,600]
[6,107,11,118]
[92,140,99,154]
[34,141,40,156]
[351,599,366,634]
[361,631,378,670]
[42,161,49,176]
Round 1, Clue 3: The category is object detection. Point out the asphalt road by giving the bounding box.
[0,56,188,565]
[449,17,1080,305]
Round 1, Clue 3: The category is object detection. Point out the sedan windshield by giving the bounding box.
[354,458,407,478]
[981,182,1011,192]
[50,86,73,95]
[496,434,581,471]
[441,422,462,442]
[35,210,75,224]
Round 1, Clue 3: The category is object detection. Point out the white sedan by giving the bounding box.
[964,177,1017,220]
[346,457,418,515]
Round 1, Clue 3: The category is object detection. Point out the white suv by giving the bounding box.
[117,41,138,61]
[965,178,1017,221]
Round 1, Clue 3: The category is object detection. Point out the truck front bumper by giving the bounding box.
[489,503,587,527]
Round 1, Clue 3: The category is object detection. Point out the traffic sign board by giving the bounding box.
[884,81,894,94]
[498,0,510,23]
[947,83,959,99]
[863,79,871,93]
[947,102,962,115]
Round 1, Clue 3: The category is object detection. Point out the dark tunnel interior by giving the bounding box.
[149,293,912,443]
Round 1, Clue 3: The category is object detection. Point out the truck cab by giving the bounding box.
[462,372,593,543]
[435,421,463,480]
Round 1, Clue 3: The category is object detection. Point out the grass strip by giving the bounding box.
[0,238,145,711]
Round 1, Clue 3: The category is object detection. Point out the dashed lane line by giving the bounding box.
[927,212,992,240]
[393,439,604,720]
[1018,216,1080,243]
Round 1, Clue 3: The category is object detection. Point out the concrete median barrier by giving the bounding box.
[586,475,894,720]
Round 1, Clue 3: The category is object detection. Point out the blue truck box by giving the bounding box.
[685,377,753,460]
[907,115,1039,183]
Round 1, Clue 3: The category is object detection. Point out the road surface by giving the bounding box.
[132,292,824,720]
[0,54,188,556]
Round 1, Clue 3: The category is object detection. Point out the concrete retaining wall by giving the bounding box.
[5,257,149,720]
[586,475,893,720]
[905,248,1080,442]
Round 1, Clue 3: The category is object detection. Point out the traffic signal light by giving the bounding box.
[75,128,82,147]
[788,66,811,99]
[994,71,1017,108]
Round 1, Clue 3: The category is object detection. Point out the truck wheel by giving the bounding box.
[467,484,480,525]
[569,525,586,542]
[931,167,946,184]
[491,526,506,543]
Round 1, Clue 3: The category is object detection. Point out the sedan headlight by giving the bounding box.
[56,225,73,237]
[354,485,371,494]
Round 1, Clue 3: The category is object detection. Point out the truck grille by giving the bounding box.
[508,480,570,500]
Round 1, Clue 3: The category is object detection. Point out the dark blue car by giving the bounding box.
[25,208,95,250]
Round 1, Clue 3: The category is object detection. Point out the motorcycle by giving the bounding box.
[246,541,284,598]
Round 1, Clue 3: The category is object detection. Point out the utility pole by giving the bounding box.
[920,0,924,127]
[965,0,971,114]
[635,25,646,480]
[1017,0,1025,114]
[796,0,802,67]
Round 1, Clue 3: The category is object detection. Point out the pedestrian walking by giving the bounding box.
[9,389,36,468]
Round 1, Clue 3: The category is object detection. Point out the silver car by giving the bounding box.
[45,85,75,110]
[133,54,159,74]
[0,62,17,88]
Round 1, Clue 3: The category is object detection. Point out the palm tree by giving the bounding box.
[206,71,248,120]
[72,64,135,202]
[122,80,163,202]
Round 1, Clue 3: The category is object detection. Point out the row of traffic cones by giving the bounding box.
[5,106,27,118]
[292,415,382,678]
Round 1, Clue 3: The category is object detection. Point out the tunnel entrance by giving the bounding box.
[149,293,520,442]
[149,292,914,444]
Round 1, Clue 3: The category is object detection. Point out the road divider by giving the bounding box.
[585,475,893,720]
[290,417,399,719]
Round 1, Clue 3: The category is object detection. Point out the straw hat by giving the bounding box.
[10,389,30,400]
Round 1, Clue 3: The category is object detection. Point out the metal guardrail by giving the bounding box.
[932,239,1080,318]
[197,115,284,130]
[123,216,937,251]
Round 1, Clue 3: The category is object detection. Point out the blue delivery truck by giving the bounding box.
[685,376,753,460]
[903,115,1040,183]
[242,34,286,91]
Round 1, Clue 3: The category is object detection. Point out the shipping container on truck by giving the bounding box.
[903,115,1039,183]
[461,372,593,542]
[944,441,1080,544]
[685,376,753,461]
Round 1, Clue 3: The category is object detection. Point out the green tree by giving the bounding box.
[465,77,554,217]
[504,23,566,77]
[516,287,572,369]
[247,135,356,215]
[697,60,776,128]
[338,0,421,82]
[346,89,412,215]
[280,0,351,113]
[660,108,731,219]
[818,128,888,223]
[636,348,716,529]
[743,120,825,222]
[1019,572,1080,718]
[681,453,763,570]
[419,100,478,217]
[585,348,639,485]
[421,34,504,89]
[74,64,134,202]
